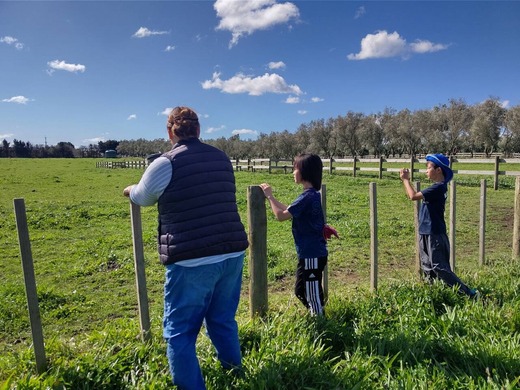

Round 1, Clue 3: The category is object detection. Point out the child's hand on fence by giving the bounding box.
[323,224,339,240]
[259,183,273,199]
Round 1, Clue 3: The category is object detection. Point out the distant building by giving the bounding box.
[105,149,117,158]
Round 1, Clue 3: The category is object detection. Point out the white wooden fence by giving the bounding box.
[96,160,147,169]
[231,156,520,190]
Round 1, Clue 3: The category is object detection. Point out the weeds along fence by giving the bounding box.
[12,177,520,373]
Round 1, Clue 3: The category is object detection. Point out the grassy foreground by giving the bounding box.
[1,158,519,389]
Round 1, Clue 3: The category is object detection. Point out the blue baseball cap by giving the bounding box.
[425,154,453,183]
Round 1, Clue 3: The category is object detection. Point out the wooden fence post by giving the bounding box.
[449,180,457,271]
[494,155,500,190]
[369,183,378,292]
[414,181,422,280]
[479,179,487,266]
[321,184,328,303]
[13,198,47,374]
[129,201,151,342]
[353,157,357,178]
[513,177,520,259]
[378,157,383,179]
[329,158,333,175]
[410,157,415,182]
[247,186,268,318]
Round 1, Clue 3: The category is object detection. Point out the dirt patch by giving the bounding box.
[329,266,364,285]
[489,205,514,229]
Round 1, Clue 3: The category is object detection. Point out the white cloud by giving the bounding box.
[201,71,303,96]
[297,110,307,115]
[348,31,406,60]
[268,61,286,70]
[132,27,168,38]
[354,6,366,19]
[285,96,299,104]
[232,129,258,137]
[311,97,324,103]
[0,36,17,44]
[159,108,173,116]
[347,30,448,60]
[82,137,106,144]
[214,0,300,48]
[127,114,137,120]
[501,100,510,108]
[206,125,226,134]
[2,95,31,104]
[410,40,449,53]
[164,45,176,52]
[0,133,14,139]
[47,60,86,73]
[0,36,24,50]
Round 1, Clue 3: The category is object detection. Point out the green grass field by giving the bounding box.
[1,158,519,389]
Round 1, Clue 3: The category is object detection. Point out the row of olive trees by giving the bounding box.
[3,98,519,160]
[116,138,171,157]
[203,98,520,161]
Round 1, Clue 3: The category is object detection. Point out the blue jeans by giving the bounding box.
[163,254,244,390]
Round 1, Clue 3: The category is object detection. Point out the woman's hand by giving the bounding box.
[123,185,134,197]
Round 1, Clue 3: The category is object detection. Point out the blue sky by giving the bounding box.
[1,0,519,148]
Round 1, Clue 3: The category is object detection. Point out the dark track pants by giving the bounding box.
[295,256,327,315]
[419,234,473,296]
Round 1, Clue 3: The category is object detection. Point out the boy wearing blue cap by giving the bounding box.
[400,153,478,298]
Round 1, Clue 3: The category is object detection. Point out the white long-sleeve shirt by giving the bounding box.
[129,157,172,206]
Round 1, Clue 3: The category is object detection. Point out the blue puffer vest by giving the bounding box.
[157,138,248,265]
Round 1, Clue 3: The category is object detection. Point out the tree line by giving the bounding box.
[0,139,121,158]
[2,98,520,159]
